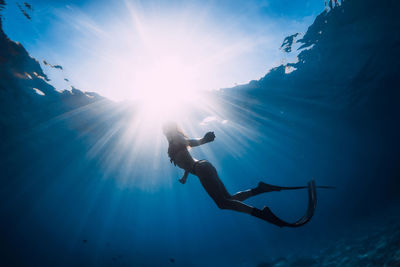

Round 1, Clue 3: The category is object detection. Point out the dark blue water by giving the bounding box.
[1,0,399,266]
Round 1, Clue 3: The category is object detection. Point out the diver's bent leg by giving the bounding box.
[215,197,294,227]
[231,182,282,201]
[215,198,254,215]
[230,189,254,201]
[214,197,291,228]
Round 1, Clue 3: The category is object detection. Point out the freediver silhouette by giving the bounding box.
[163,122,334,227]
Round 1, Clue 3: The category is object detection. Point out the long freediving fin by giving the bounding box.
[258,181,334,193]
[257,180,317,227]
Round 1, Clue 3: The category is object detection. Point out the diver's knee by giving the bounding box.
[216,199,231,210]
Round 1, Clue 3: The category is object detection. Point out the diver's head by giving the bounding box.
[162,121,178,137]
[162,121,186,142]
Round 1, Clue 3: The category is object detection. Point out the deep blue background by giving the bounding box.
[0,0,399,266]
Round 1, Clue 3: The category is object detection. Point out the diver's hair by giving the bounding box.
[163,122,188,165]
[162,121,187,140]
[176,125,187,138]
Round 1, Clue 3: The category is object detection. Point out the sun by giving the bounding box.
[132,56,199,115]
[129,55,207,128]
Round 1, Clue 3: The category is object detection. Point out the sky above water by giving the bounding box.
[3,0,324,101]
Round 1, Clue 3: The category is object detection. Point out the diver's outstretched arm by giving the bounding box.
[187,132,215,147]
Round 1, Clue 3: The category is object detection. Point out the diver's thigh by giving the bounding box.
[197,162,231,200]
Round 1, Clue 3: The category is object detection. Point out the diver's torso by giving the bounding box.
[168,133,196,172]
[174,149,196,172]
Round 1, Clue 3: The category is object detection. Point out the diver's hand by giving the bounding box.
[203,131,215,143]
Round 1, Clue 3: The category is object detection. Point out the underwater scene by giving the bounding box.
[0,0,399,266]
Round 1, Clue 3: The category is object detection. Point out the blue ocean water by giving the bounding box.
[0,0,399,266]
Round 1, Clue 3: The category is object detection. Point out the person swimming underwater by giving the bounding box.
[163,122,333,227]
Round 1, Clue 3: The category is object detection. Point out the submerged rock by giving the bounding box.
[258,214,400,266]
